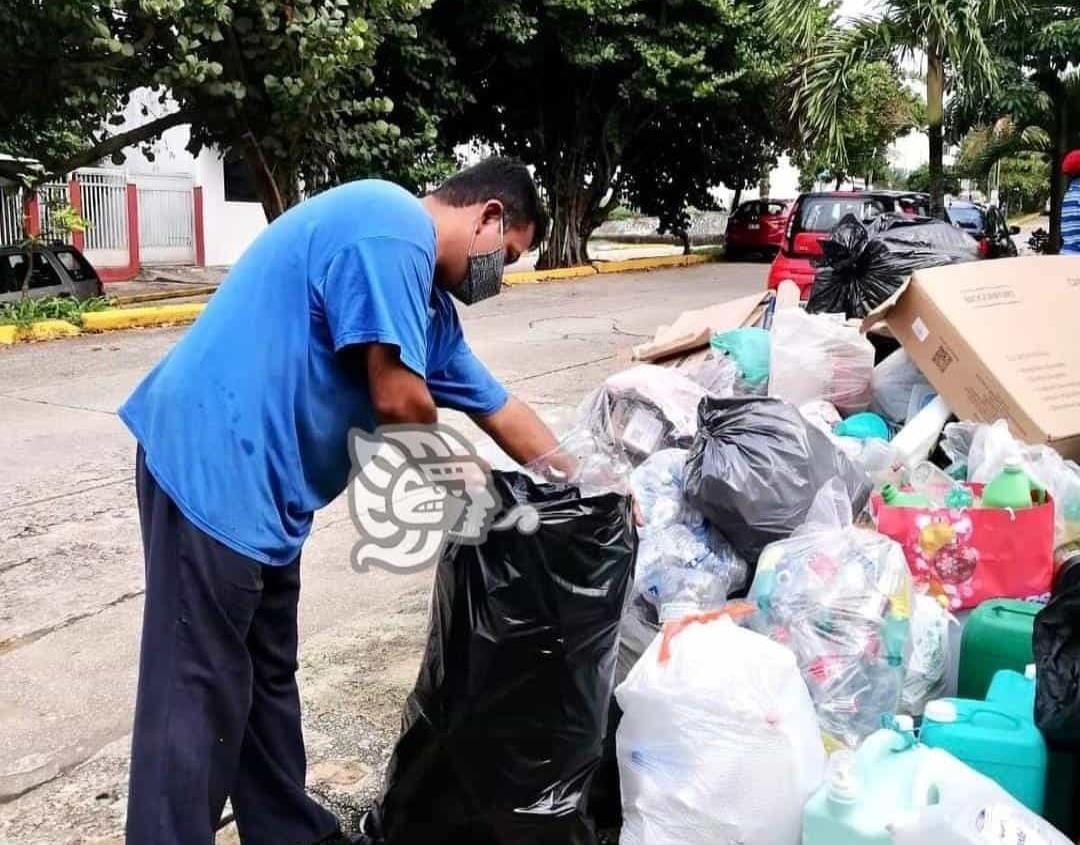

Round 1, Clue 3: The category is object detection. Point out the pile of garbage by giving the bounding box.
[362,255,1080,844]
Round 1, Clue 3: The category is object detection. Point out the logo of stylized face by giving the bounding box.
[348,424,528,574]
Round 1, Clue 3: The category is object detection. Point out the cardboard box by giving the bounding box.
[863,255,1080,458]
[633,291,768,362]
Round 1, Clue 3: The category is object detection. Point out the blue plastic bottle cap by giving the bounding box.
[923,700,957,723]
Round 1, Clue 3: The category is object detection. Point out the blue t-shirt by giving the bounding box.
[1062,178,1080,255]
[120,180,508,565]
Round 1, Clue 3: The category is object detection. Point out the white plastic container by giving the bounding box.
[890,394,952,470]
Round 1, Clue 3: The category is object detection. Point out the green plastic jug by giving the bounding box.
[982,459,1045,509]
[957,599,1039,700]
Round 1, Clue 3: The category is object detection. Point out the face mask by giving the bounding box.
[452,216,504,305]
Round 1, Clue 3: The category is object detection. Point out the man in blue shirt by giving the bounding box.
[120,158,559,844]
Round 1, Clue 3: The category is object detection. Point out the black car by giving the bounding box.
[0,242,104,304]
[945,201,1020,258]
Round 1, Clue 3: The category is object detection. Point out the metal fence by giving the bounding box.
[77,168,129,257]
[137,174,194,264]
[0,182,23,244]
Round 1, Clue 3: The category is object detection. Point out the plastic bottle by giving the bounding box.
[880,484,931,508]
[889,395,951,470]
[982,459,1044,509]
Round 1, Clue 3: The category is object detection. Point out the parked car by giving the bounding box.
[725,199,792,260]
[945,200,1020,258]
[767,190,930,296]
[0,242,104,304]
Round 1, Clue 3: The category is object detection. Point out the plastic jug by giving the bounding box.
[889,394,951,470]
[982,459,1045,509]
[880,484,931,508]
[920,672,1047,813]
[957,599,1038,699]
[803,724,928,845]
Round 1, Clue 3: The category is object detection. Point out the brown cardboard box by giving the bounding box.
[863,255,1080,458]
[632,291,768,362]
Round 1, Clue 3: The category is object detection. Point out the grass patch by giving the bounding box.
[0,295,111,328]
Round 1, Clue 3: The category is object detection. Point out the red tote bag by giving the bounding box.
[873,485,1055,610]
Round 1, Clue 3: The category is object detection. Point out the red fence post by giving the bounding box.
[24,192,40,237]
[68,177,86,251]
[193,185,206,267]
[126,182,140,276]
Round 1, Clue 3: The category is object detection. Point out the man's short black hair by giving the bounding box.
[433,157,549,251]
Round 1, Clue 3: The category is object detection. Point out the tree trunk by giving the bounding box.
[926,49,946,219]
[674,228,691,255]
[1048,92,1067,255]
[241,133,287,223]
[731,187,743,210]
[536,168,600,269]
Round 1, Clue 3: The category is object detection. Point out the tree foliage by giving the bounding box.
[905,162,962,195]
[422,0,789,267]
[766,0,1023,217]
[0,0,451,219]
[791,60,923,191]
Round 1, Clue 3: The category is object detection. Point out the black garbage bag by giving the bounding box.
[1034,554,1080,749]
[809,213,978,318]
[361,471,637,845]
[683,396,872,569]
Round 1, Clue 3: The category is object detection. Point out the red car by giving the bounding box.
[725,198,792,260]
[767,191,930,297]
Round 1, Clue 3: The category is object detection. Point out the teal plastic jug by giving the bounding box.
[920,669,1047,814]
[981,459,1045,509]
[803,726,928,845]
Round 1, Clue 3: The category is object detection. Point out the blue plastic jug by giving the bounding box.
[803,726,928,845]
[920,668,1047,814]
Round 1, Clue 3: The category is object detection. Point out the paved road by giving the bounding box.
[0,260,767,842]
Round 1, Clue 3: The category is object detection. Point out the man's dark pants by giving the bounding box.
[126,447,339,844]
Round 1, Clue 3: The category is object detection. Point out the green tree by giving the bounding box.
[766,0,1021,218]
[905,162,962,196]
[424,0,788,268]
[0,1,447,221]
[791,60,923,191]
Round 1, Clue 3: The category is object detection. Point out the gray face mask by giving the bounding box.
[452,216,504,306]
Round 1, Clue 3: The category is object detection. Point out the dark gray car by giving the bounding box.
[0,243,104,304]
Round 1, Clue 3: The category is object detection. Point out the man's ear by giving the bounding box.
[481,199,504,225]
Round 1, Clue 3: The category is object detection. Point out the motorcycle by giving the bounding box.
[1028,228,1050,254]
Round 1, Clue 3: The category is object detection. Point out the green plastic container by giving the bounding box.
[982,460,1045,509]
[879,484,931,508]
[957,599,1039,699]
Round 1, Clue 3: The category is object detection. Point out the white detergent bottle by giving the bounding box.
[890,394,952,471]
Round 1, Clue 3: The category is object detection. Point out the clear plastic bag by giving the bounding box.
[901,593,956,716]
[577,365,707,467]
[631,449,748,619]
[769,308,875,415]
[871,349,935,428]
[616,614,826,845]
[682,352,738,398]
[747,480,913,749]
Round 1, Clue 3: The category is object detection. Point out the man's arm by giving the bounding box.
[342,343,437,425]
[472,396,577,478]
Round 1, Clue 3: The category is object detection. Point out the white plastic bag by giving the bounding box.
[769,308,875,414]
[871,349,935,427]
[616,614,825,845]
[889,748,1072,845]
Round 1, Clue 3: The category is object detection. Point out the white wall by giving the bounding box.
[195,152,268,267]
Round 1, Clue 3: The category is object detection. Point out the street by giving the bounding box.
[0,261,766,843]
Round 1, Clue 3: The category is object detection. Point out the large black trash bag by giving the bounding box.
[809,213,978,318]
[1034,556,1080,749]
[683,396,872,570]
[361,471,637,845]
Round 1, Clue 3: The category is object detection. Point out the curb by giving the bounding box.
[504,251,718,285]
[0,319,81,345]
[82,303,205,332]
[111,285,219,306]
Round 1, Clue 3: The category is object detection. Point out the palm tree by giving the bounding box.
[766,0,1022,217]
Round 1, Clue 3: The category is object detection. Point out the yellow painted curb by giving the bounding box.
[593,253,715,274]
[0,319,81,345]
[505,265,599,285]
[82,303,205,332]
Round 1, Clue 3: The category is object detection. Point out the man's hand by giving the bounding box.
[342,343,437,425]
